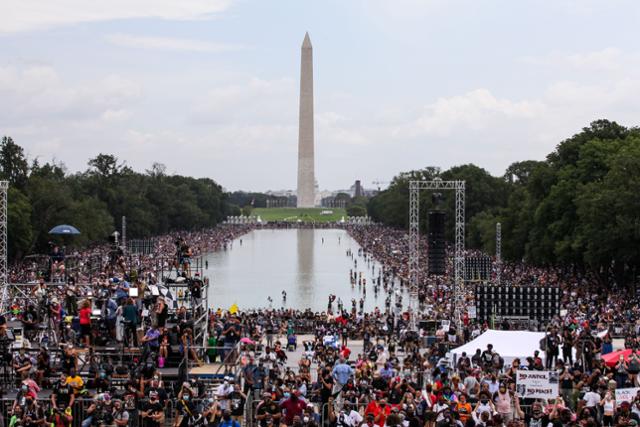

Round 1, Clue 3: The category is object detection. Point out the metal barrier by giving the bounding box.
[0,396,223,427]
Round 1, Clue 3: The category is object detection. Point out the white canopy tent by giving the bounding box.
[449,329,546,366]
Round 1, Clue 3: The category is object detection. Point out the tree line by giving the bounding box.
[0,137,233,259]
[367,120,640,284]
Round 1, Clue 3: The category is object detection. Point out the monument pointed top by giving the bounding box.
[302,32,312,49]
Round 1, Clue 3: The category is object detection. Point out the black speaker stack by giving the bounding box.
[427,210,446,276]
[464,256,492,281]
[474,284,561,321]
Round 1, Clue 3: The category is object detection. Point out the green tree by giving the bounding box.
[0,136,29,189]
[7,188,33,258]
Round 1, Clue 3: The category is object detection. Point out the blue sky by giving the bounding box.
[1,0,639,191]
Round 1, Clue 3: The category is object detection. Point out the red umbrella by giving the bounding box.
[602,349,639,368]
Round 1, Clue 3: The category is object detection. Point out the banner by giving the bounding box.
[616,388,640,405]
[516,370,559,400]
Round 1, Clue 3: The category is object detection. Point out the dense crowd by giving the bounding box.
[2,222,640,427]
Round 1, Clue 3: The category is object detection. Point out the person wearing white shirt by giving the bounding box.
[344,403,362,427]
[582,388,601,408]
[216,379,235,411]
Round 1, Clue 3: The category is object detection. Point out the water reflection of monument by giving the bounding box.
[296,229,314,306]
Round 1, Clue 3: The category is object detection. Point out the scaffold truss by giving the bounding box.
[409,179,465,322]
[496,222,502,284]
[0,181,8,315]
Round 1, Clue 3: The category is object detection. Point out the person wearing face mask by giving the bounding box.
[141,391,165,427]
[493,383,514,422]
[51,372,75,412]
[143,374,168,407]
[256,392,282,427]
[216,377,235,412]
[174,389,197,427]
[112,399,130,427]
[64,368,85,397]
[472,392,495,424]
[302,405,318,427]
[280,390,307,426]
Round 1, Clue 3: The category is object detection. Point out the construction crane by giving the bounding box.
[372,180,389,191]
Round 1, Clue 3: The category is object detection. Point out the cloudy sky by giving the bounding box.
[1,0,639,191]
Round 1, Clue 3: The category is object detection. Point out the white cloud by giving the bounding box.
[521,47,626,71]
[397,89,544,137]
[0,0,233,33]
[190,77,296,124]
[0,64,140,124]
[101,109,132,122]
[105,33,243,53]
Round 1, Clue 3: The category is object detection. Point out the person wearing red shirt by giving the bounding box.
[340,345,351,360]
[364,397,391,427]
[279,390,306,425]
[78,300,92,347]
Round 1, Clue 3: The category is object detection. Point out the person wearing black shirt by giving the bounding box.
[614,402,640,426]
[175,393,198,427]
[141,391,165,427]
[480,345,494,371]
[561,329,574,365]
[22,305,39,341]
[22,396,45,427]
[51,373,75,411]
[145,375,168,407]
[558,366,574,409]
[123,377,142,426]
[255,393,281,427]
[13,347,32,381]
[524,402,550,427]
[545,328,560,369]
[228,384,247,423]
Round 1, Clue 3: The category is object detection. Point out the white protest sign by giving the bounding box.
[616,388,640,405]
[516,370,559,400]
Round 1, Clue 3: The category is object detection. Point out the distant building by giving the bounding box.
[354,180,363,198]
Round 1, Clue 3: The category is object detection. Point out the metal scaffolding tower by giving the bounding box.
[496,222,502,284]
[0,181,8,315]
[409,179,465,323]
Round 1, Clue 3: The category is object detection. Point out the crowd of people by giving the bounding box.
[1,221,640,427]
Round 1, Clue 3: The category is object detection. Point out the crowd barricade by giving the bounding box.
[0,396,220,427]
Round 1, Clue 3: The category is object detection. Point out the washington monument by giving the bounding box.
[297,32,315,208]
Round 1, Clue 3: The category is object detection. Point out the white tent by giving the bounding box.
[449,329,546,366]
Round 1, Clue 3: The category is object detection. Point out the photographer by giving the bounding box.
[82,394,114,427]
[23,395,45,427]
[49,406,73,427]
[202,397,220,427]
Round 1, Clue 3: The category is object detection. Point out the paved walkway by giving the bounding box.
[273,334,366,370]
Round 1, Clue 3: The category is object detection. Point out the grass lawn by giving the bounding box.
[253,207,346,223]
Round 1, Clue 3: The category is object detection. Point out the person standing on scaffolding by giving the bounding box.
[176,238,192,278]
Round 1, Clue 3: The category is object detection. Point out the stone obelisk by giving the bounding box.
[297,32,315,208]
